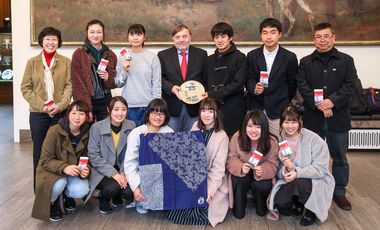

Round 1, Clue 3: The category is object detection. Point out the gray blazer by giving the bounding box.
[86,116,135,202]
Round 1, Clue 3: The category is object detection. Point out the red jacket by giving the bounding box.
[71,46,117,111]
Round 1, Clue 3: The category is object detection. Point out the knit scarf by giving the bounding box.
[42,52,55,102]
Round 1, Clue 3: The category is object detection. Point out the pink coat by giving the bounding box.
[226,132,280,208]
[192,123,230,227]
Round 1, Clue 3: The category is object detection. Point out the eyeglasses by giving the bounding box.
[314,33,334,41]
[150,111,166,118]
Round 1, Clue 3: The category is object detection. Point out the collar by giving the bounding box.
[177,48,189,55]
[263,45,279,56]
[311,47,339,61]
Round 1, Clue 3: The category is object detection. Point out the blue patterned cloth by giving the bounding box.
[139,131,208,210]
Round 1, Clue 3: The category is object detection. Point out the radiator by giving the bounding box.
[348,129,380,150]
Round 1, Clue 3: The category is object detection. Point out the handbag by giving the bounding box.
[363,87,380,114]
[350,78,368,115]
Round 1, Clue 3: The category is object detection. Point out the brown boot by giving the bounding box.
[333,195,352,211]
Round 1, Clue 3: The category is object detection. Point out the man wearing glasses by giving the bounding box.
[296,22,357,211]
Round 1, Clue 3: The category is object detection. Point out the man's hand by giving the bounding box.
[171,85,182,100]
[255,83,265,95]
[316,99,334,111]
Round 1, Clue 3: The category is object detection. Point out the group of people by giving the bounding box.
[21,16,357,227]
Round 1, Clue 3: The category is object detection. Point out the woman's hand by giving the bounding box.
[80,166,90,178]
[113,172,128,189]
[122,60,131,71]
[63,165,80,176]
[133,187,145,202]
[47,104,60,115]
[283,158,294,171]
[98,70,109,81]
[88,111,94,123]
[254,165,263,177]
[284,171,297,183]
[242,163,251,174]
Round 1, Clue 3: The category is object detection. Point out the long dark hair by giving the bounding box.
[238,109,272,154]
[197,98,223,132]
[84,19,105,44]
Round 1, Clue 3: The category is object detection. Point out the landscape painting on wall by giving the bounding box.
[31,0,380,46]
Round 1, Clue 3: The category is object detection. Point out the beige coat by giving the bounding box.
[31,123,89,221]
[21,52,72,112]
[192,123,230,227]
[226,132,280,208]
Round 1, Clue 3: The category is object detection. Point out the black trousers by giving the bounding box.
[274,178,312,213]
[29,111,66,191]
[96,176,133,202]
[231,171,273,218]
[91,95,111,123]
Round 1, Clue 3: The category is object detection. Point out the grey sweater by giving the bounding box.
[267,128,335,223]
[115,49,161,107]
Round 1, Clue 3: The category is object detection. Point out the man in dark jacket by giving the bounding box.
[296,22,357,211]
[203,22,248,136]
[158,24,207,132]
[246,18,298,137]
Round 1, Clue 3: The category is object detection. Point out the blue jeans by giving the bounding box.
[50,176,90,202]
[316,120,349,196]
[168,105,197,132]
[127,107,146,127]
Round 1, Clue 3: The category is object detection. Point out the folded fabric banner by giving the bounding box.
[139,131,207,210]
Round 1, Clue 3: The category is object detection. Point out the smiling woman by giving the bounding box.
[20,26,72,192]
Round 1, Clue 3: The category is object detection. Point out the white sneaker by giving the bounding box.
[136,206,148,214]
[125,201,136,209]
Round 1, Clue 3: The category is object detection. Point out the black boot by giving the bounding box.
[63,194,76,212]
[99,197,112,214]
[300,209,316,226]
[49,199,62,222]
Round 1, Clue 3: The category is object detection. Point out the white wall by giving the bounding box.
[11,0,380,142]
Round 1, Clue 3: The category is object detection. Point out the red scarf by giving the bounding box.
[43,50,56,67]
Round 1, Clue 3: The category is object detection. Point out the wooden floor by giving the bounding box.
[1,105,380,230]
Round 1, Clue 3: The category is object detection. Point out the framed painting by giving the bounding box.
[31,0,380,46]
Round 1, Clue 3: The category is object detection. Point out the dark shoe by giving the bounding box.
[292,202,304,216]
[63,194,76,212]
[49,199,63,222]
[99,197,112,214]
[300,209,316,226]
[111,195,123,208]
[333,195,352,211]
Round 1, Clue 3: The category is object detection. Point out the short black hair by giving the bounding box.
[128,24,146,47]
[314,22,333,34]
[65,100,90,121]
[38,27,62,48]
[144,98,170,126]
[259,18,282,33]
[211,22,234,38]
[279,105,302,135]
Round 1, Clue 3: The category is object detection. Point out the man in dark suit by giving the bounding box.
[246,18,298,137]
[158,24,207,131]
[297,22,357,211]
